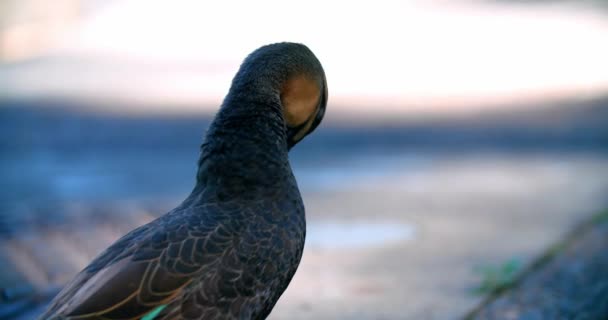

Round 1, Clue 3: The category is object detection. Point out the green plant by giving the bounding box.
[472,258,522,295]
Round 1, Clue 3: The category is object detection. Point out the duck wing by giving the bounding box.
[40,208,234,320]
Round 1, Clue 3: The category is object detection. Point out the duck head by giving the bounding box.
[230,42,328,150]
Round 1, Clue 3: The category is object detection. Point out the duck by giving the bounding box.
[38,42,328,320]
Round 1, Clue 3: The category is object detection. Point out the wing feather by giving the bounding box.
[39,208,231,320]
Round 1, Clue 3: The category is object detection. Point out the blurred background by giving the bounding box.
[1,0,608,319]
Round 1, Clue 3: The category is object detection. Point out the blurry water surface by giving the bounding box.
[1,96,606,223]
[1,101,603,199]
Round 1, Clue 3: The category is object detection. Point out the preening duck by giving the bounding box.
[39,42,327,320]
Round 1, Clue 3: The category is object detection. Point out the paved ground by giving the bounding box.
[271,153,608,319]
[1,152,607,319]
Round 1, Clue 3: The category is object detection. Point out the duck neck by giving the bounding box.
[191,90,294,203]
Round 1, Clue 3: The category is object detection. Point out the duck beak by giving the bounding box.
[287,121,309,150]
[306,78,327,137]
[286,78,327,150]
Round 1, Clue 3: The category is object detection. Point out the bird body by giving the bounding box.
[39,42,327,320]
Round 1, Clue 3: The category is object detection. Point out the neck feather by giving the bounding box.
[191,92,294,203]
